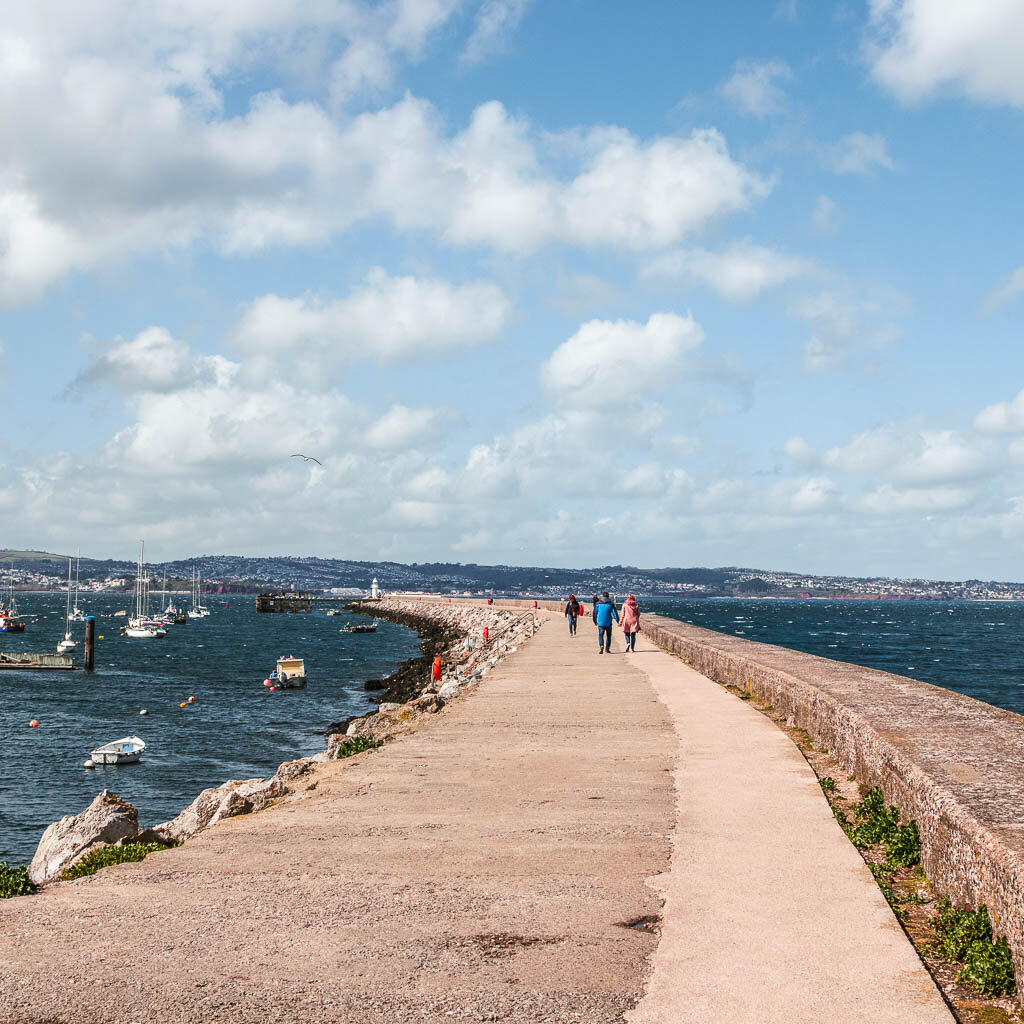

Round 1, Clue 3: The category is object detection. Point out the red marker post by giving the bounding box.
[433,656,442,682]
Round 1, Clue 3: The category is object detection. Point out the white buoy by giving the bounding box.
[139,709,148,716]
[83,760,95,768]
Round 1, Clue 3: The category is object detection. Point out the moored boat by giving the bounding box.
[86,736,146,766]
[274,655,307,688]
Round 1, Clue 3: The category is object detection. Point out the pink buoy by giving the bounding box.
[269,685,277,692]
[263,679,271,686]
[29,719,39,728]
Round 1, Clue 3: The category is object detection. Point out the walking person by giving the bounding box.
[564,593,580,635]
[620,593,640,652]
[593,591,619,654]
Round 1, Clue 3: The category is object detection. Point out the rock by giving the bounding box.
[154,777,285,844]
[345,717,367,737]
[29,790,139,885]
[437,680,461,700]
[377,702,402,712]
[274,758,315,783]
[408,693,445,714]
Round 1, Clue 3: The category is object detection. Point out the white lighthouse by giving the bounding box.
[370,577,379,599]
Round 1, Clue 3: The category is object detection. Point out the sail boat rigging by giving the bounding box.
[57,557,77,653]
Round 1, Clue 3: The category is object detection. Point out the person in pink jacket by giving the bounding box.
[620,594,640,652]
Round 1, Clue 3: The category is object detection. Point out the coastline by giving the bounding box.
[23,599,538,884]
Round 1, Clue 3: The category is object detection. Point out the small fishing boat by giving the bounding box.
[86,736,146,766]
[342,619,378,634]
[274,655,306,688]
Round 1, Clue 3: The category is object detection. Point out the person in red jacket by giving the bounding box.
[564,594,580,635]
[620,593,640,652]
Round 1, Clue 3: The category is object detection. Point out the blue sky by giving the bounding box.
[2,0,1024,579]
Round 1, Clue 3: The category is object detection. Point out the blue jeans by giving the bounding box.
[598,625,612,651]
[568,615,577,634]
[624,630,636,651]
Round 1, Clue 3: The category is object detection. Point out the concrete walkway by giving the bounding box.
[621,628,952,1024]
[0,608,953,1023]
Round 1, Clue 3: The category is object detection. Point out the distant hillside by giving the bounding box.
[2,549,1022,600]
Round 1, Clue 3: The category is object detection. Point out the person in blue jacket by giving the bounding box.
[592,591,619,654]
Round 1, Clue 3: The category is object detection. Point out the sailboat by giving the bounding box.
[187,565,210,619]
[57,558,78,654]
[126,542,166,639]
[162,573,187,625]
[0,585,26,633]
[68,551,87,622]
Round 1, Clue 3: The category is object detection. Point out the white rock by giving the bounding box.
[29,790,139,885]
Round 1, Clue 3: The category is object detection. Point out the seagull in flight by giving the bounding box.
[291,453,322,466]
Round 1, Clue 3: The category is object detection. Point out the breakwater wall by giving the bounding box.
[401,595,1024,987]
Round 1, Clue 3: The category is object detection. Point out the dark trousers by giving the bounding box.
[598,625,612,650]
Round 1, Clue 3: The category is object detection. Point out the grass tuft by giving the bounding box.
[335,735,384,759]
[61,840,177,881]
[0,861,36,899]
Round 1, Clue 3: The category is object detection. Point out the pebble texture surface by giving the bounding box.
[0,610,676,1023]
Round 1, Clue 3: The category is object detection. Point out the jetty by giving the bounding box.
[255,591,357,613]
[0,599,974,1022]
[0,651,73,670]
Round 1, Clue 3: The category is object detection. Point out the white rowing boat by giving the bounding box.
[88,736,146,765]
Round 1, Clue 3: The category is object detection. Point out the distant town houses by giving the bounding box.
[2,553,1024,602]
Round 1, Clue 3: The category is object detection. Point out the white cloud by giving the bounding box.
[233,268,510,365]
[824,425,998,485]
[0,58,771,305]
[365,404,448,449]
[860,484,975,513]
[811,194,842,235]
[982,266,1024,314]
[560,127,771,250]
[790,476,840,513]
[822,132,894,175]
[68,327,235,397]
[790,290,901,372]
[720,59,793,118]
[783,436,818,467]
[975,388,1024,434]
[462,0,532,65]
[868,0,1024,107]
[540,312,704,408]
[644,240,811,302]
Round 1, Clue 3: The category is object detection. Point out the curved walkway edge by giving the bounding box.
[621,629,953,1023]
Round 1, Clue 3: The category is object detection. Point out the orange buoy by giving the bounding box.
[29,719,39,728]
[263,679,271,686]
[179,701,187,708]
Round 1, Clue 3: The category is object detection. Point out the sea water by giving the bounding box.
[0,594,420,864]
[651,597,1024,716]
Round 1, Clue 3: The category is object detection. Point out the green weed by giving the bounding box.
[335,735,384,759]
[931,899,1017,997]
[61,840,177,881]
[820,777,836,794]
[0,861,36,899]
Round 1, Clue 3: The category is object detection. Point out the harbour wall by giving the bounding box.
[404,595,1024,987]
